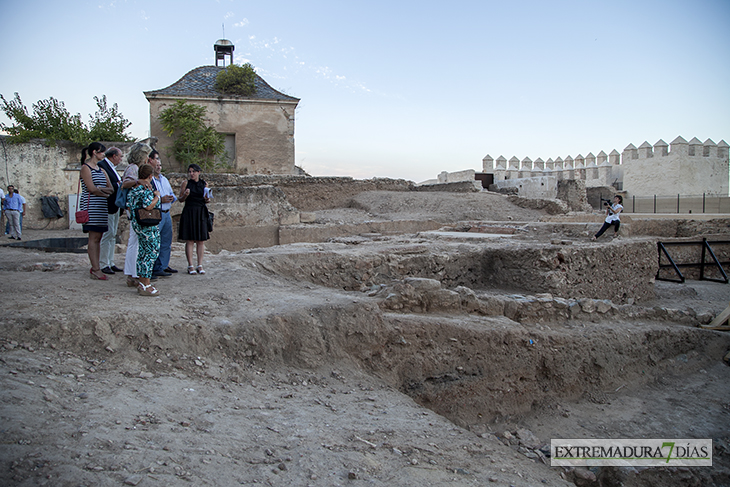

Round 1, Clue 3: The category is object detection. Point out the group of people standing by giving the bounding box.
[79,142,211,296]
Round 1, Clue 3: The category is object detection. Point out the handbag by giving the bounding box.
[207,209,214,232]
[115,187,129,209]
[75,209,89,224]
[75,174,89,224]
[135,207,162,226]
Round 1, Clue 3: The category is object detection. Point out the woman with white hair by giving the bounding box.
[121,142,153,287]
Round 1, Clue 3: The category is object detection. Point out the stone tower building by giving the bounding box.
[144,40,300,175]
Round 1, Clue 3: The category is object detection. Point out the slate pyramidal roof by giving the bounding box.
[144,65,299,103]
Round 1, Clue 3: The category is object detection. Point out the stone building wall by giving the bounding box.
[148,97,297,176]
[0,138,137,230]
[621,137,729,198]
[482,136,729,199]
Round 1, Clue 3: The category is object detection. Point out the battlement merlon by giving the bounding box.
[483,136,728,173]
[481,136,728,197]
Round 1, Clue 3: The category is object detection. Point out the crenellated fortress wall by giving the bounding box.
[482,136,729,199]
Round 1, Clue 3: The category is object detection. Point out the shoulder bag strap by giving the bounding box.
[76,164,88,210]
[76,175,82,209]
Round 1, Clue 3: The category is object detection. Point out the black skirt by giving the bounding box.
[178,204,210,242]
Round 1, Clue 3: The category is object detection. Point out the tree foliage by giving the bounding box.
[0,92,133,145]
[214,63,257,96]
[158,100,226,171]
[87,95,133,142]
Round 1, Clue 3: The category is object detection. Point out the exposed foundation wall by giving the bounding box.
[156,174,417,252]
[195,185,298,253]
[164,174,414,212]
[586,186,622,209]
[489,176,557,200]
[247,240,658,304]
[437,169,475,183]
[557,179,592,212]
[269,177,414,211]
[279,220,443,245]
[413,181,481,193]
[195,185,299,227]
[155,181,300,253]
[628,218,730,238]
[481,241,658,303]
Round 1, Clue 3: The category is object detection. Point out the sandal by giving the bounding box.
[90,269,108,280]
[196,265,206,275]
[187,266,196,275]
[126,276,140,287]
[137,283,160,297]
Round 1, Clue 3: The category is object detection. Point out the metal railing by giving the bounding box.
[656,239,729,283]
[620,194,730,214]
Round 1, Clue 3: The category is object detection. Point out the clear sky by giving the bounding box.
[1,0,728,182]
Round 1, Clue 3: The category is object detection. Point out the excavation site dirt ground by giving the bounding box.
[1,189,729,487]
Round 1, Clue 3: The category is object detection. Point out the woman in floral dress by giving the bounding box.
[127,163,161,296]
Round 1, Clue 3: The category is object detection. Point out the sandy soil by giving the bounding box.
[1,203,729,487]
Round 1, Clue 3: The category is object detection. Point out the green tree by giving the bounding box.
[1,93,87,144]
[158,100,225,171]
[87,95,133,142]
[0,92,132,145]
[214,63,257,96]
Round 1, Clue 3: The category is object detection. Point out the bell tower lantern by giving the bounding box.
[214,39,234,66]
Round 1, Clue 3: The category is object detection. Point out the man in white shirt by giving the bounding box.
[150,151,178,277]
[98,147,124,274]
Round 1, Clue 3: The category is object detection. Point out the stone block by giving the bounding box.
[299,212,317,223]
[279,211,300,225]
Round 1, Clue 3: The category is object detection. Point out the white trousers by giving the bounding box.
[124,228,139,278]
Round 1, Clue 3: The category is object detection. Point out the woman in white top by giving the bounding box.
[592,195,623,240]
[121,142,153,287]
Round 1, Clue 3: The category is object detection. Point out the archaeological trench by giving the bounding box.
[2,175,730,486]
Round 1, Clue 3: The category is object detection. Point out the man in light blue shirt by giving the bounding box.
[150,152,178,277]
[5,185,25,240]
[4,189,25,235]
